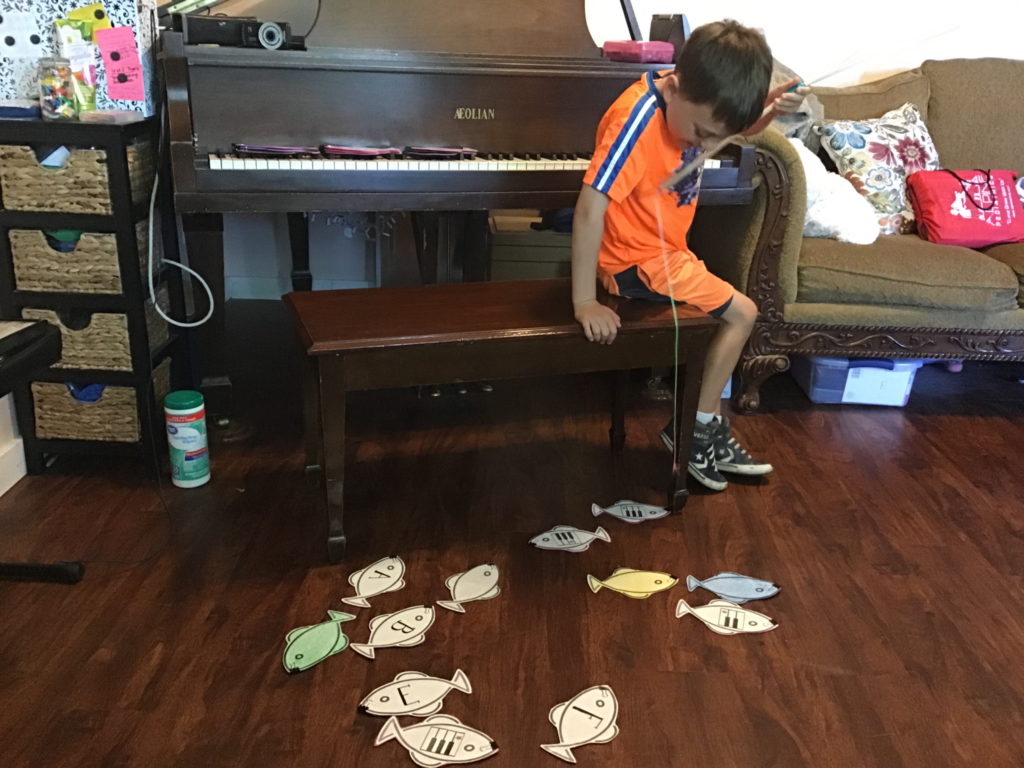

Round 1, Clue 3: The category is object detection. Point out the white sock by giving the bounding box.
[696,411,715,425]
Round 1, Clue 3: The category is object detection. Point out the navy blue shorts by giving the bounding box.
[612,266,733,319]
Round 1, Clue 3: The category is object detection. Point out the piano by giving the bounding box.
[161,0,757,424]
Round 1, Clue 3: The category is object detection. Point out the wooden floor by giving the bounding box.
[3,300,1024,768]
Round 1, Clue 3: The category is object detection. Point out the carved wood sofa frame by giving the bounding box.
[735,147,1024,413]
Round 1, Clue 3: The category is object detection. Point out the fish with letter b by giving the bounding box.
[352,605,435,660]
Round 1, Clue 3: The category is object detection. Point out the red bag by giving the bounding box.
[906,169,1024,248]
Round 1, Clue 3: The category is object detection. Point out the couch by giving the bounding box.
[690,57,1024,411]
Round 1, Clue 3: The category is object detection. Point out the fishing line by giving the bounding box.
[660,24,962,191]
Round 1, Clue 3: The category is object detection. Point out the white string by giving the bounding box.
[653,192,680,469]
[148,105,215,328]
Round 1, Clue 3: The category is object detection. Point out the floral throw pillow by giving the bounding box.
[816,103,940,235]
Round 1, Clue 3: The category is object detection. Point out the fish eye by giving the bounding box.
[596,700,605,707]
[655,580,662,585]
[416,615,423,621]
[465,745,475,752]
[388,565,394,570]
[542,538,549,541]
[484,571,491,576]
[749,621,757,626]
[756,588,764,592]
[380,696,389,702]
[295,654,304,659]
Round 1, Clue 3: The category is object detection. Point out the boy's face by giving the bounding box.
[661,73,734,150]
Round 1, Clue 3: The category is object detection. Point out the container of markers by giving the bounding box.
[38,57,77,120]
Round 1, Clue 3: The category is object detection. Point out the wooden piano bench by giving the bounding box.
[284,278,718,562]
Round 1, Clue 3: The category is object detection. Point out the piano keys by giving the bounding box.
[161,0,755,425]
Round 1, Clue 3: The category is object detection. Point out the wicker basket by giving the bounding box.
[22,284,170,371]
[11,220,156,294]
[0,142,154,214]
[31,357,171,443]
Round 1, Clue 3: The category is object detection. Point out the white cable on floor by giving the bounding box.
[148,105,215,328]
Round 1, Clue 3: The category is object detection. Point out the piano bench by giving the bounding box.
[284,277,718,562]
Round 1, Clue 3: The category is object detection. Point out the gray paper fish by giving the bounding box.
[530,525,610,552]
[686,572,780,604]
[591,500,669,524]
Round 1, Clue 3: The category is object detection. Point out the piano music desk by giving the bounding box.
[285,278,718,562]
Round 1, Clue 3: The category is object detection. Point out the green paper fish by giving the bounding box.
[283,610,357,674]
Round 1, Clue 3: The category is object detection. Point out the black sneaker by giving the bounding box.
[712,417,773,476]
[660,419,728,492]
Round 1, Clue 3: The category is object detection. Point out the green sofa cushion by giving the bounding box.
[797,235,1019,312]
[815,69,931,121]
[983,243,1024,305]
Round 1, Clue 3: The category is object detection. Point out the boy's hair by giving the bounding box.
[674,20,773,135]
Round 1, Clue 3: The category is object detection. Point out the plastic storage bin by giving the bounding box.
[790,356,924,406]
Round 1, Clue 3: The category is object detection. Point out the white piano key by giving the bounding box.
[341,160,355,171]
[312,160,326,170]
[254,159,268,170]
[241,159,256,170]
[225,157,244,170]
[299,160,313,170]
[209,155,222,170]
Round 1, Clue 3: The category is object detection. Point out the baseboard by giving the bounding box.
[0,437,26,497]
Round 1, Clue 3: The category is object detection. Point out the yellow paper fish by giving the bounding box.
[587,568,678,599]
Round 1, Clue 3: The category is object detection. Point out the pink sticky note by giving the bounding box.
[94,26,144,102]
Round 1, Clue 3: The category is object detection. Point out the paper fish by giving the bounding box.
[591,500,669,523]
[437,564,500,613]
[686,572,780,604]
[352,605,435,660]
[375,714,498,766]
[282,610,356,674]
[342,555,406,608]
[587,568,678,599]
[360,670,472,717]
[530,525,610,553]
[542,685,619,763]
[675,599,778,635]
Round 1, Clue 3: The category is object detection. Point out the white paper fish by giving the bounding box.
[437,564,501,613]
[530,525,610,553]
[675,598,778,635]
[542,685,619,763]
[352,605,435,659]
[359,670,472,717]
[375,714,499,766]
[686,572,780,604]
[591,500,669,524]
[342,556,406,608]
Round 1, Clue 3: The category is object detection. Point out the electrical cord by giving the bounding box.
[304,0,322,38]
[148,103,215,328]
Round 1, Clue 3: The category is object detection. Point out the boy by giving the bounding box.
[571,20,809,491]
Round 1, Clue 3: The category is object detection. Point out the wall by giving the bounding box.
[223,1,1024,299]
[588,0,1024,86]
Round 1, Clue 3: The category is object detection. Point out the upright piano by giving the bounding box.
[161,0,756,423]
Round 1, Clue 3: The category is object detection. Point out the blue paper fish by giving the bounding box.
[686,572,780,604]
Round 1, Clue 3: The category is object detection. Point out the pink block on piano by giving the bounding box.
[601,41,674,64]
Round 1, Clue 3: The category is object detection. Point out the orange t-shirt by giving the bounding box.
[582,70,706,277]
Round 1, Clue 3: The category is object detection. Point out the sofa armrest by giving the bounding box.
[984,244,1024,306]
[689,126,805,318]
